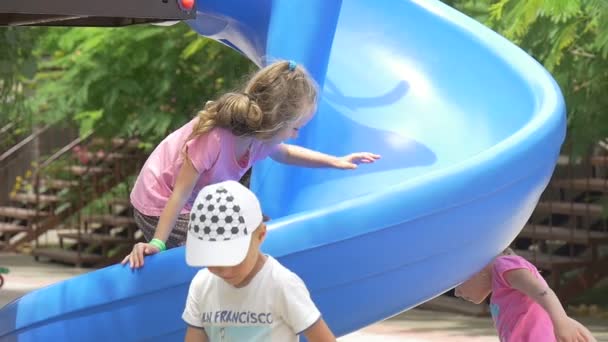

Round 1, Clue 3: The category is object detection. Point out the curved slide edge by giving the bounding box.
[0,0,565,341]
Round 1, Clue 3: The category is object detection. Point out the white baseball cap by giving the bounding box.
[186,180,264,267]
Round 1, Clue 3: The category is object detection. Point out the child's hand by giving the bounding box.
[121,242,162,269]
[334,152,381,169]
[554,317,596,342]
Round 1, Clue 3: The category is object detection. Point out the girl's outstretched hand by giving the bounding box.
[121,242,161,269]
[335,152,381,169]
[554,317,596,342]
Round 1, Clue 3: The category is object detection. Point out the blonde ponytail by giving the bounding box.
[189,92,264,140]
[188,60,318,142]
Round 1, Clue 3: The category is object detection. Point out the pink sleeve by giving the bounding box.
[252,141,280,163]
[182,130,221,173]
[492,256,537,288]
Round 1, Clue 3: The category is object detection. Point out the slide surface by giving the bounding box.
[0,0,565,340]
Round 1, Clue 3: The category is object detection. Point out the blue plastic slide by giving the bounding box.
[0,0,565,340]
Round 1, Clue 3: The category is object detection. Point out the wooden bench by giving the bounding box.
[32,248,103,267]
[535,201,603,217]
[58,232,131,245]
[515,249,589,270]
[552,178,608,192]
[10,193,60,205]
[520,224,608,244]
[0,207,48,220]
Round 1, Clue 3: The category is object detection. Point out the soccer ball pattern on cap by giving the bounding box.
[188,186,248,242]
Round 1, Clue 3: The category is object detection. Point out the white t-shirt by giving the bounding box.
[182,256,321,341]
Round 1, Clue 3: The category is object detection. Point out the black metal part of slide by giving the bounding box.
[0,0,195,27]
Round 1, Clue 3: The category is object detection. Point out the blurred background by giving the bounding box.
[0,0,607,339]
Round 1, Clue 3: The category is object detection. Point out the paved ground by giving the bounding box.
[340,310,500,341]
[1,252,607,341]
[0,253,85,307]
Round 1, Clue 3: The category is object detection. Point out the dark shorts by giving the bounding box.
[133,208,190,249]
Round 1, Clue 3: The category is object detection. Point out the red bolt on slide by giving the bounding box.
[178,0,194,11]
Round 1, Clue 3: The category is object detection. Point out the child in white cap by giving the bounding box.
[182,180,336,342]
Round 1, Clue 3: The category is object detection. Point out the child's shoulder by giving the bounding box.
[187,125,226,141]
[206,126,234,140]
[492,254,536,274]
[494,254,528,264]
[266,256,307,287]
[190,268,215,287]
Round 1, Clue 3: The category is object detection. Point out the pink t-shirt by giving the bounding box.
[130,118,278,216]
[490,255,555,342]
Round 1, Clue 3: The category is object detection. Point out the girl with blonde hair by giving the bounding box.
[123,60,380,268]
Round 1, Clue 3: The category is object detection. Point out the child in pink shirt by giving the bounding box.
[455,249,595,342]
[122,60,380,269]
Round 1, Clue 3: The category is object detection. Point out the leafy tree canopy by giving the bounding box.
[446,0,608,152]
[4,23,252,147]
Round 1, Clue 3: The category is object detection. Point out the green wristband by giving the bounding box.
[149,238,167,252]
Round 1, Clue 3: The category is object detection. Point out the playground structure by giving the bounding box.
[0,0,568,341]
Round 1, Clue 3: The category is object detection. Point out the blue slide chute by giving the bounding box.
[0,0,565,340]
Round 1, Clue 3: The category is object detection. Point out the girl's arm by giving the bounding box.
[270,143,380,169]
[184,326,208,342]
[505,269,596,342]
[302,318,336,342]
[122,157,200,268]
[153,156,199,242]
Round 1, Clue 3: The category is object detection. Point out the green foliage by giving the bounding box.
[0,27,43,153]
[28,23,253,145]
[447,0,608,153]
[0,27,45,123]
